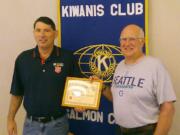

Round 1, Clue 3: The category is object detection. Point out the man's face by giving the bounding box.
[120,26,144,59]
[34,22,57,49]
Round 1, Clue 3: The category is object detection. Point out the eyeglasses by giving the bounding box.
[120,37,143,42]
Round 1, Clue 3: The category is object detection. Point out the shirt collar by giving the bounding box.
[32,45,60,59]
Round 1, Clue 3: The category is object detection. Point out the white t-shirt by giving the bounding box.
[111,56,176,128]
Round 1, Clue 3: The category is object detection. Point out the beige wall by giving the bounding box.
[0,1,57,135]
[149,1,180,134]
[0,0,179,135]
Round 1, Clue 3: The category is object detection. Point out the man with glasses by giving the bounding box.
[103,24,176,135]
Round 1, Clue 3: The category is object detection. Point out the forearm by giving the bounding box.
[154,102,175,135]
[89,75,113,101]
[68,132,74,135]
[7,95,23,121]
[102,85,113,102]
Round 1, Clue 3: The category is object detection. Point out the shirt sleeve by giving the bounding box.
[154,61,176,105]
[10,56,24,96]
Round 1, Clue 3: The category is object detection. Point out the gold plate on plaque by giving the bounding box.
[62,77,103,110]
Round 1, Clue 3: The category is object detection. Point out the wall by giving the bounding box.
[149,1,180,134]
[0,0,179,135]
[0,0,57,134]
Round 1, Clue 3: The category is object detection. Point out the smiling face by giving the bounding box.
[120,25,145,60]
[34,22,57,50]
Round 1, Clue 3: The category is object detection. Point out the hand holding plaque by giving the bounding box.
[62,77,103,110]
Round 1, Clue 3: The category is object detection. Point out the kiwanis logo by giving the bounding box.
[74,44,123,82]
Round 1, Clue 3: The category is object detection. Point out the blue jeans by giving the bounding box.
[23,115,69,135]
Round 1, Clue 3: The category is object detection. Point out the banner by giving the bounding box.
[58,0,148,135]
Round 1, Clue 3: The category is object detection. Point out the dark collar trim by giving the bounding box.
[32,45,60,58]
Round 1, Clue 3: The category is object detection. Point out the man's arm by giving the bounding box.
[68,132,74,135]
[89,76,113,102]
[102,85,113,102]
[154,101,175,135]
[7,95,23,135]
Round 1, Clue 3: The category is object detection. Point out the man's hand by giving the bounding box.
[74,107,86,112]
[7,95,22,135]
[89,75,101,82]
[89,75,113,101]
[68,132,74,135]
[7,119,17,135]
